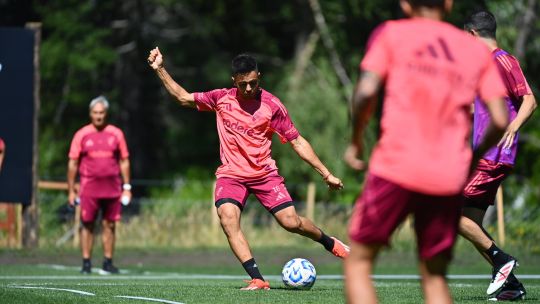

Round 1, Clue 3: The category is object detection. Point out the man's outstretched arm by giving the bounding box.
[289,135,343,190]
[148,47,195,108]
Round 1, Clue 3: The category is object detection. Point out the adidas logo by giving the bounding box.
[276,192,286,201]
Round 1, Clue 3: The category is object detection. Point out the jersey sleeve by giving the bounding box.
[360,23,391,79]
[193,89,227,112]
[477,52,507,103]
[68,131,83,159]
[269,98,300,143]
[495,54,533,99]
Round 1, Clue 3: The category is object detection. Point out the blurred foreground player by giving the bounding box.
[67,96,131,275]
[460,10,537,301]
[148,49,348,290]
[343,1,508,303]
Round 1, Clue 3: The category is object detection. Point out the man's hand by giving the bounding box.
[148,47,163,70]
[324,174,344,190]
[344,144,366,171]
[68,189,78,206]
[121,189,132,206]
[497,122,518,150]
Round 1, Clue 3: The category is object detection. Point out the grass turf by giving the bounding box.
[1,246,539,303]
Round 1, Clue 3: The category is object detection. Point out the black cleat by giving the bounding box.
[488,280,526,301]
[80,262,92,274]
[99,262,119,275]
[487,258,518,295]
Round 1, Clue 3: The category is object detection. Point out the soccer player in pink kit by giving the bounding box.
[343,1,509,303]
[148,49,348,290]
[460,10,537,301]
[67,96,131,275]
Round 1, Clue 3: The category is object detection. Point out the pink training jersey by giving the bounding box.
[194,88,300,180]
[473,48,532,165]
[361,18,506,195]
[69,124,129,198]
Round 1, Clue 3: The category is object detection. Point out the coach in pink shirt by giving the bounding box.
[67,96,131,275]
[148,49,348,290]
[343,1,508,303]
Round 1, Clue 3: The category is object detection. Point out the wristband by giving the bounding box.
[122,183,132,191]
[323,173,331,180]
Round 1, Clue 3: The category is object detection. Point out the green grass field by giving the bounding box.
[1,246,539,303]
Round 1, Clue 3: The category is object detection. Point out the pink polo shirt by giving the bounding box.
[194,88,299,180]
[361,18,506,195]
[69,124,129,198]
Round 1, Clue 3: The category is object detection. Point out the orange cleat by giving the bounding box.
[240,278,271,290]
[331,237,350,258]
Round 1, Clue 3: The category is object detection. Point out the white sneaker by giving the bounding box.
[487,259,517,295]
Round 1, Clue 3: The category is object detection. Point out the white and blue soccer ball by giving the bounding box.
[281,258,317,290]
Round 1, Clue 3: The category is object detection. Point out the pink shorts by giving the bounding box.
[348,173,463,260]
[80,196,122,223]
[215,175,293,214]
[463,159,512,210]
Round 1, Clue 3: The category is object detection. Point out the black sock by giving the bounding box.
[103,257,113,265]
[242,258,264,280]
[485,243,511,266]
[82,258,91,266]
[317,231,335,252]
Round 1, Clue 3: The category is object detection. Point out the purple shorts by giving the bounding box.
[463,159,512,210]
[215,175,293,214]
[80,196,121,223]
[348,173,463,260]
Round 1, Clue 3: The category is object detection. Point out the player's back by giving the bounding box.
[364,18,502,195]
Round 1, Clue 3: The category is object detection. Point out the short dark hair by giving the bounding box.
[231,54,258,75]
[464,10,497,39]
[407,0,445,8]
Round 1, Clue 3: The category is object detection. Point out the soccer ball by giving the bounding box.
[281,258,317,290]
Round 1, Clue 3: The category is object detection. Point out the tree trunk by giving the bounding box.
[514,0,537,60]
[22,22,41,248]
[308,0,352,100]
[289,30,319,95]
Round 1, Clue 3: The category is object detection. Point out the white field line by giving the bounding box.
[115,295,185,304]
[2,274,540,280]
[8,284,184,303]
[31,264,540,280]
[8,285,95,296]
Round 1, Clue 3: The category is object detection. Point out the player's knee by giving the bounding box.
[422,253,451,276]
[81,221,95,231]
[102,220,116,231]
[278,214,302,232]
[217,206,240,228]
